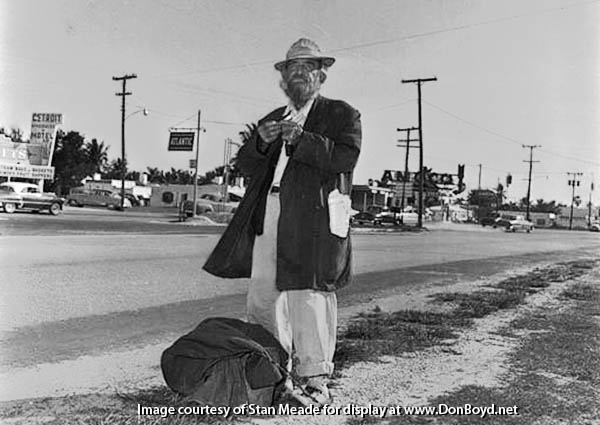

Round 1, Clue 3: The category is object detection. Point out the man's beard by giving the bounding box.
[280,76,321,107]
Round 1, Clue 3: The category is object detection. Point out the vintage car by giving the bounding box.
[67,188,132,209]
[506,216,535,233]
[0,185,24,213]
[181,192,240,217]
[350,211,376,226]
[0,182,64,215]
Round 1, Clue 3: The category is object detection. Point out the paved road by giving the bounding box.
[0,208,598,372]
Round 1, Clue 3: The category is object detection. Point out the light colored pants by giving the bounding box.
[247,193,337,377]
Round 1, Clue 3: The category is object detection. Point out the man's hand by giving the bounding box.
[257,121,281,144]
[280,120,303,146]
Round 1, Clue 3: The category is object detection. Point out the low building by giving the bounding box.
[556,206,596,229]
[150,183,245,208]
[350,184,393,212]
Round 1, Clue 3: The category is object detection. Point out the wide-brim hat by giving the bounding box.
[274,38,335,71]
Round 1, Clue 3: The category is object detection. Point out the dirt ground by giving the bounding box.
[1,254,599,425]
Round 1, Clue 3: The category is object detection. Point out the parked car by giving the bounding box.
[181,192,240,217]
[374,213,401,226]
[589,222,600,232]
[0,182,64,215]
[397,211,418,225]
[124,193,142,207]
[67,188,131,209]
[506,216,535,233]
[480,214,500,227]
[0,185,24,213]
[493,215,517,229]
[351,211,376,226]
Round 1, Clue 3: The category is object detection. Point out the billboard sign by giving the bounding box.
[30,113,63,166]
[0,163,55,179]
[168,132,194,151]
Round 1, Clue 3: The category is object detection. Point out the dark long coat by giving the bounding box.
[203,95,361,291]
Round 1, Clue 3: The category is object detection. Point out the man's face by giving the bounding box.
[280,59,323,106]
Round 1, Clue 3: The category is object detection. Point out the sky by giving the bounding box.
[1,0,599,205]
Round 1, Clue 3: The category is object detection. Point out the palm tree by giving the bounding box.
[238,123,257,146]
[105,158,127,180]
[85,139,109,175]
[146,167,165,184]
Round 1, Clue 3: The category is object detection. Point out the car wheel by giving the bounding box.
[3,203,16,214]
[49,203,61,216]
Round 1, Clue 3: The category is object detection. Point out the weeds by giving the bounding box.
[561,283,600,301]
[411,281,600,425]
[335,309,466,369]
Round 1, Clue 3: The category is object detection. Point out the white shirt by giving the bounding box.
[271,97,316,188]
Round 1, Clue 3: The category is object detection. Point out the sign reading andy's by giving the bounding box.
[30,112,63,166]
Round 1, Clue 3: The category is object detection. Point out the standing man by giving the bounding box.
[204,38,361,405]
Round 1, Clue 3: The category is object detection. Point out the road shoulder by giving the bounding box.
[1,257,599,424]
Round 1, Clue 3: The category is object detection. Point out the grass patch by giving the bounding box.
[0,387,228,425]
[561,283,600,301]
[431,290,526,319]
[336,261,599,370]
[391,280,600,424]
[334,309,468,369]
[494,260,598,293]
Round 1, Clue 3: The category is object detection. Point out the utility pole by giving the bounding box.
[477,164,483,222]
[396,127,419,212]
[588,174,595,227]
[522,144,541,222]
[192,110,202,218]
[567,172,583,230]
[223,138,233,201]
[112,73,137,211]
[402,77,437,228]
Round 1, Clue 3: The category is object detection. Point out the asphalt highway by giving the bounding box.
[1,207,598,372]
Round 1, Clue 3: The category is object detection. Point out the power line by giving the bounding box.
[424,100,600,166]
[148,0,600,79]
[423,100,522,147]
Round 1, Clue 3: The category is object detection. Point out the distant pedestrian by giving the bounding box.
[204,38,361,405]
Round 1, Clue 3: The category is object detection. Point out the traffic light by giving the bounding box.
[457,164,465,181]
[506,173,512,186]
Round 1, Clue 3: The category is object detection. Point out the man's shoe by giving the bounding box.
[302,376,332,407]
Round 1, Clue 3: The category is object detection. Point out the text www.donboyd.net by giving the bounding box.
[138,403,519,418]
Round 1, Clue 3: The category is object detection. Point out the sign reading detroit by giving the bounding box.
[30,113,63,166]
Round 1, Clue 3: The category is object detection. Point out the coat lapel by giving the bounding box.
[303,96,327,134]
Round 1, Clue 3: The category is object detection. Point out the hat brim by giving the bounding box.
[274,56,335,71]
